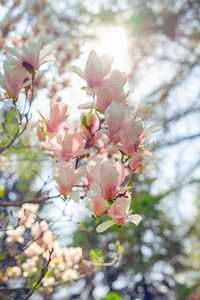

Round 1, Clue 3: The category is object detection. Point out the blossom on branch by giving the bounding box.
[4,36,56,73]
[53,160,85,203]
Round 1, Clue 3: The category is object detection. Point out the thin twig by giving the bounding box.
[24,248,54,300]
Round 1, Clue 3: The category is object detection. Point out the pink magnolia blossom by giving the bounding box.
[96,197,142,233]
[53,160,85,203]
[31,220,52,250]
[18,203,39,228]
[59,247,82,267]
[24,242,43,258]
[80,109,100,144]
[68,50,114,93]
[90,194,109,216]
[101,102,137,144]
[95,86,129,114]
[37,120,46,141]
[117,119,146,155]
[85,155,104,184]
[87,158,128,200]
[108,196,131,225]
[103,69,126,88]
[22,257,37,275]
[40,128,88,160]
[129,147,154,173]
[77,79,129,112]
[4,36,56,72]
[7,266,21,278]
[0,57,27,98]
[138,100,154,120]
[44,97,71,138]
[6,225,25,243]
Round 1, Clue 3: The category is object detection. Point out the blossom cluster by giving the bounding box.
[0,37,160,236]
[3,204,83,290]
[37,50,160,232]
[0,33,160,295]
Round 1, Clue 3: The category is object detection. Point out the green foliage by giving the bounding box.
[81,114,87,127]
[100,292,123,300]
[0,253,5,260]
[0,109,19,147]
[0,186,5,198]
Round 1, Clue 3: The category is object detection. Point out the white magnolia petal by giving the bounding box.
[68,191,80,204]
[96,220,115,233]
[128,214,142,226]
[4,46,22,59]
[67,65,86,81]
[39,56,57,66]
[77,102,94,109]
[145,123,162,137]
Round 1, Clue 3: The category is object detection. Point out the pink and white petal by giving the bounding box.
[72,148,90,157]
[128,214,142,226]
[39,55,57,66]
[39,44,53,60]
[68,191,80,204]
[145,123,162,137]
[4,46,22,60]
[96,220,115,233]
[77,102,95,109]
[67,65,86,81]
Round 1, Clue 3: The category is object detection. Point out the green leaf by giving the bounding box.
[108,199,114,205]
[94,259,99,265]
[0,253,5,259]
[127,179,133,187]
[82,114,87,127]
[90,249,97,258]
[119,247,124,255]
[0,186,5,198]
[81,86,86,91]
[95,107,102,113]
[115,240,120,251]
[101,292,123,300]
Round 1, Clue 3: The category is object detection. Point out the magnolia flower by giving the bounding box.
[96,197,142,233]
[80,109,100,144]
[78,82,129,113]
[62,269,79,282]
[18,203,39,228]
[101,102,137,144]
[7,266,21,278]
[64,247,82,267]
[0,57,27,98]
[40,128,88,160]
[87,158,127,200]
[4,36,56,72]
[117,119,146,155]
[31,220,52,250]
[103,69,126,88]
[6,225,25,243]
[53,160,85,203]
[90,194,109,216]
[44,98,71,138]
[68,50,114,93]
[95,86,129,114]
[24,242,43,258]
[22,257,37,275]
[129,147,154,173]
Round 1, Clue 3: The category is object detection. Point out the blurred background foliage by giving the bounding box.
[0,0,200,299]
